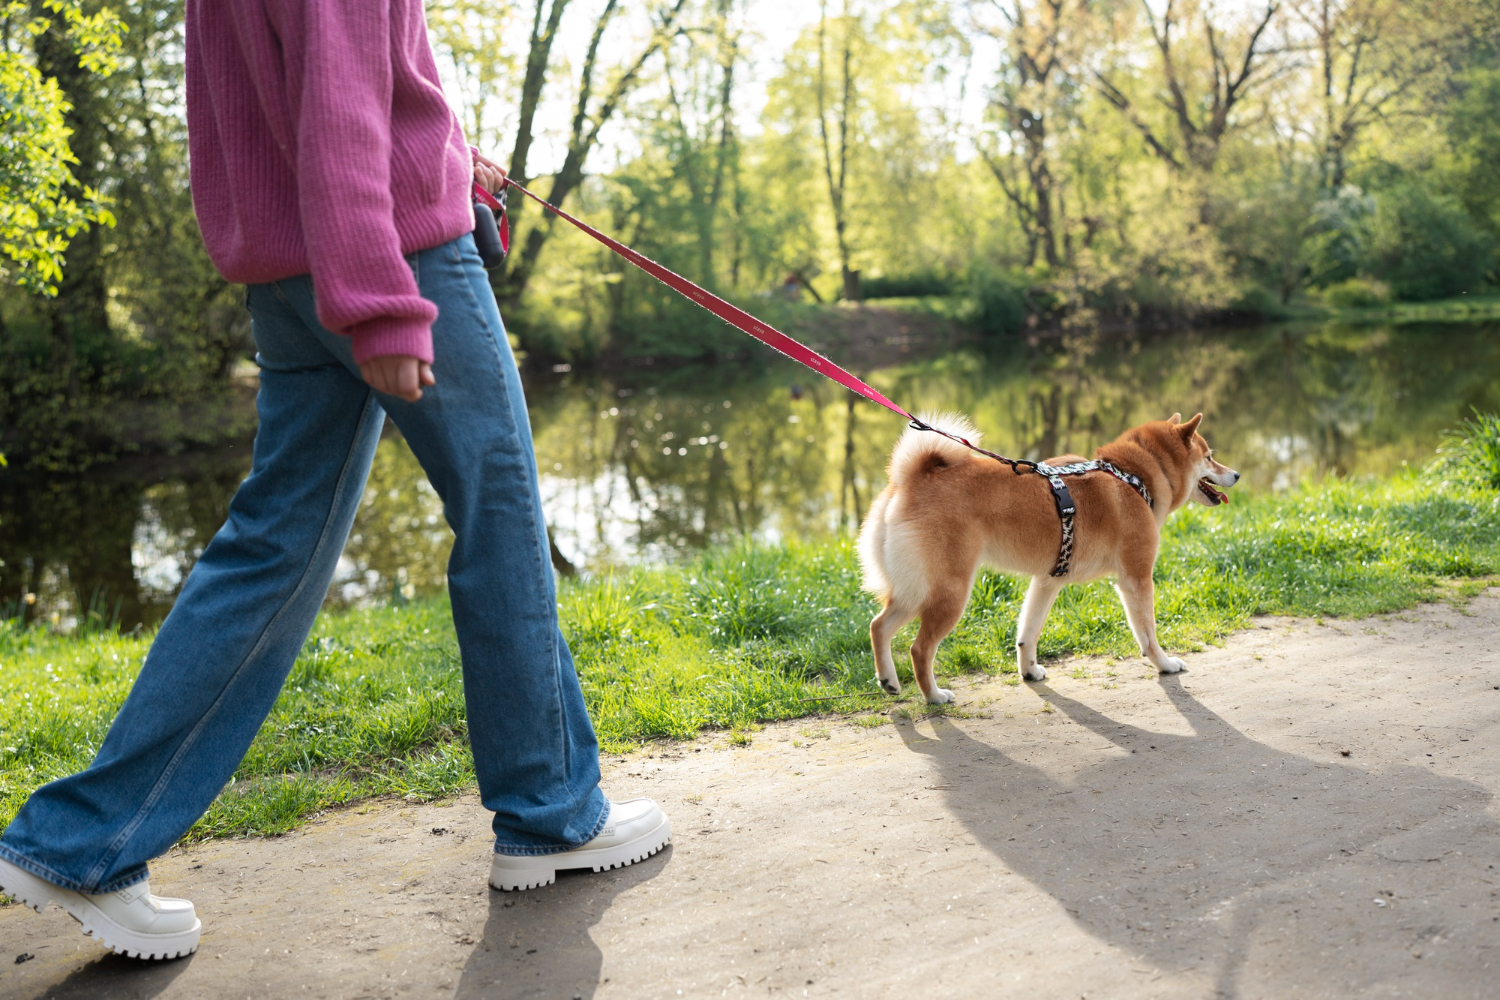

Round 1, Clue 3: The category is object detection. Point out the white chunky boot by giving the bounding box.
[489,798,671,891]
[0,856,201,960]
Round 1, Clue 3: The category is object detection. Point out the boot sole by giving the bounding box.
[489,813,672,891]
[0,856,201,960]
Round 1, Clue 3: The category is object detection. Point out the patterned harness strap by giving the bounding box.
[1036,459,1154,578]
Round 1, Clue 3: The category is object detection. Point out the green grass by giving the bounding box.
[1290,291,1500,324]
[2,470,1498,842]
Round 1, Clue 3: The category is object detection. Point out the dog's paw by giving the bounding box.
[1021,664,1047,682]
[1157,656,1186,674]
[926,688,954,705]
[878,675,902,696]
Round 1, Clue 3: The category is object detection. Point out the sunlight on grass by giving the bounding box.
[2,467,1498,840]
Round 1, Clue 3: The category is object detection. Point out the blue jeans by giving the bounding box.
[0,234,608,893]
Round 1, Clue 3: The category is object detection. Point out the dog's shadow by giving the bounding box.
[895,676,1498,996]
[454,848,668,1000]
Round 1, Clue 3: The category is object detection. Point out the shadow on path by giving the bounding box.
[895,674,1497,997]
[3,949,194,1000]
[455,847,670,1000]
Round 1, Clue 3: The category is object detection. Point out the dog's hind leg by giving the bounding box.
[1015,575,1065,681]
[909,587,969,704]
[1114,573,1185,674]
[870,600,917,695]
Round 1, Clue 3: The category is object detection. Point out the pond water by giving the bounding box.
[3,320,1497,631]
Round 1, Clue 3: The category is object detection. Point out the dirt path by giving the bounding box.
[4,593,1499,999]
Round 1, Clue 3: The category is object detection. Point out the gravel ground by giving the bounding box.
[3,591,1498,999]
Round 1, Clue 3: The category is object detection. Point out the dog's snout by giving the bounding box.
[1227,469,1241,485]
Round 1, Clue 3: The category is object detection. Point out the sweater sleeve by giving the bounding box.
[269,0,437,363]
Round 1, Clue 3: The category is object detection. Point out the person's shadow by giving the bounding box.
[455,847,669,1000]
[895,675,1497,996]
[1,951,193,999]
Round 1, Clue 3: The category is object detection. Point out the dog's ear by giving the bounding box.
[1168,412,1182,424]
[1178,413,1203,439]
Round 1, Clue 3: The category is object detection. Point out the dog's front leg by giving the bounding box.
[1114,573,1185,674]
[1015,575,1064,681]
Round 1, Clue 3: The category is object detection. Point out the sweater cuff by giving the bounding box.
[346,315,435,365]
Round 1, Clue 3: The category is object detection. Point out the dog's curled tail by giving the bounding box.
[859,413,978,598]
[888,412,979,485]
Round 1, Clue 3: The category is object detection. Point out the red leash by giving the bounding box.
[499,178,910,418]
[493,177,1045,475]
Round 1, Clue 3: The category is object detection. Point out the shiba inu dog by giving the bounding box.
[858,413,1239,703]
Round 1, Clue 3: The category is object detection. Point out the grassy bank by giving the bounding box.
[2,468,1498,842]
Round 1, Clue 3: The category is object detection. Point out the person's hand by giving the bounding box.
[359,355,434,402]
[473,151,508,194]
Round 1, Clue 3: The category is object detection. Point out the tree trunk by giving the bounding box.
[34,9,111,397]
[499,0,687,309]
[493,0,572,293]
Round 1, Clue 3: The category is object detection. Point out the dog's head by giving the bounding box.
[1155,413,1239,507]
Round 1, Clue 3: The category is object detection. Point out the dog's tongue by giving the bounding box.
[1201,479,1229,504]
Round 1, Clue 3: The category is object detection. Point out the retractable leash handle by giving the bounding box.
[472,182,509,270]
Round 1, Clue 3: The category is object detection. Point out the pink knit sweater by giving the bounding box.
[185,0,474,364]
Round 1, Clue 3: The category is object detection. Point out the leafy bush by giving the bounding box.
[1433,409,1500,491]
[860,272,955,299]
[966,266,1033,336]
[1321,277,1391,308]
[1360,183,1495,301]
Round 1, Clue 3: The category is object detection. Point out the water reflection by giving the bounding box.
[2,322,1496,630]
[531,322,1500,566]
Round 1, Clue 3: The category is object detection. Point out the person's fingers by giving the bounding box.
[474,153,509,190]
[359,357,425,402]
[394,358,421,402]
[477,162,506,193]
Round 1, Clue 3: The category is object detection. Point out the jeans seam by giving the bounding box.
[446,256,585,824]
[81,390,382,892]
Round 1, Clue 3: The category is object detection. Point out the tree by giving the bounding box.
[1287,0,1478,190]
[976,0,1097,268]
[426,0,523,154]
[661,0,742,289]
[1094,0,1283,175]
[494,0,689,307]
[816,0,861,299]
[0,1,120,297]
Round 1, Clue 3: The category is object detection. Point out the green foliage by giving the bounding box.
[861,272,955,299]
[967,265,1034,336]
[1441,66,1500,240]
[3,463,1498,840]
[0,0,251,470]
[1432,410,1500,491]
[1321,277,1392,308]
[0,0,121,294]
[1358,183,1496,301]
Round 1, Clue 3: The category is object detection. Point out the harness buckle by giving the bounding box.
[1048,478,1075,517]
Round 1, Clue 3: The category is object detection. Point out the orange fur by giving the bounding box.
[858,412,1239,703]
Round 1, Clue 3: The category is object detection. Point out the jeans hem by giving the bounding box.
[0,843,149,896]
[491,796,610,857]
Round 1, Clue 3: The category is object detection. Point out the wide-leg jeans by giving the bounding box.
[0,234,608,893]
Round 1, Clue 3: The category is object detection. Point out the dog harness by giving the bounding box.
[1032,459,1153,577]
[898,417,1155,577]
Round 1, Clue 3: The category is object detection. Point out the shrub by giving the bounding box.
[966,266,1033,336]
[1321,277,1391,308]
[1433,409,1500,491]
[860,272,954,299]
[1360,183,1495,301]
